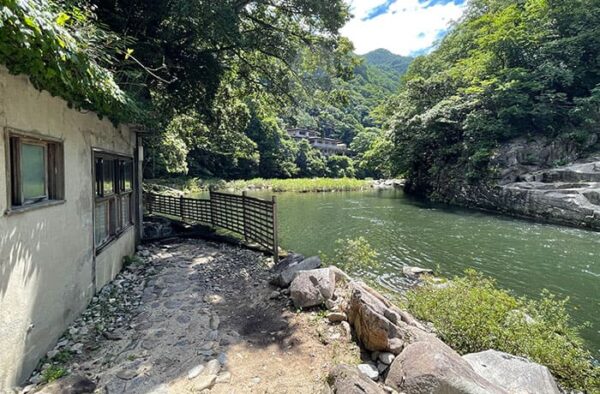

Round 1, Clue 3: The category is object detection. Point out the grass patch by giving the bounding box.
[146,177,372,194]
[407,269,599,392]
[42,365,68,383]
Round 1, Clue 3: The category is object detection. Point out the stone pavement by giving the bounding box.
[24,239,359,394]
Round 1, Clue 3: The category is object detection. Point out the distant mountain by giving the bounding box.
[363,49,413,76]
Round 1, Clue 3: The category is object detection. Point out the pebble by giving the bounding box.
[210,315,220,330]
[188,364,205,380]
[204,359,221,375]
[358,363,379,381]
[216,371,232,384]
[378,352,395,365]
[116,369,138,380]
[327,312,347,323]
[192,375,217,391]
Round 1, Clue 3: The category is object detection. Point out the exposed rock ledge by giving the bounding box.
[273,254,562,394]
[458,160,600,231]
[430,135,600,230]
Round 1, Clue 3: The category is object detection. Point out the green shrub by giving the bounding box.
[326,237,379,272]
[407,269,599,391]
[42,365,68,383]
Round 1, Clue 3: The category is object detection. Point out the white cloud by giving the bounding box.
[341,0,467,56]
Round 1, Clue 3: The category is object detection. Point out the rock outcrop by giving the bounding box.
[289,268,336,308]
[386,340,507,394]
[412,135,600,230]
[463,350,561,394]
[346,282,430,354]
[271,255,321,287]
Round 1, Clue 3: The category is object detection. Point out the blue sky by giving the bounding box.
[341,0,467,56]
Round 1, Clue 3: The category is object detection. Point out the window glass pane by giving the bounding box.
[95,201,109,245]
[103,159,115,195]
[95,158,103,197]
[124,161,133,191]
[21,143,46,200]
[121,194,131,225]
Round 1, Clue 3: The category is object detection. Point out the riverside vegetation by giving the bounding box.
[328,238,600,392]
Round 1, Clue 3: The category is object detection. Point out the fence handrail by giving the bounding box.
[144,191,279,263]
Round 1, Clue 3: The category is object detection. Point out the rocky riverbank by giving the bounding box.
[15,240,565,394]
[272,255,564,394]
[412,136,600,231]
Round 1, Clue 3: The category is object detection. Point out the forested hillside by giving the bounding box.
[384,0,600,201]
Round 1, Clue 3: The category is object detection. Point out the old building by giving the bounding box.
[0,67,142,389]
[287,128,349,157]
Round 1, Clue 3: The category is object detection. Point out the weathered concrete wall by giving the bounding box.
[0,67,136,389]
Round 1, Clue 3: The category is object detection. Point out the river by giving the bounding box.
[248,188,600,355]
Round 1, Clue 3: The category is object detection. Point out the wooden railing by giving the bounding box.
[144,191,278,262]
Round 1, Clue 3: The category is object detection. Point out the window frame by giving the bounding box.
[93,149,134,254]
[5,128,65,214]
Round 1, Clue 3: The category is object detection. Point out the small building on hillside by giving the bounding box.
[287,128,349,157]
[0,66,143,389]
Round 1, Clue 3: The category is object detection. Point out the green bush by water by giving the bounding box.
[407,270,599,392]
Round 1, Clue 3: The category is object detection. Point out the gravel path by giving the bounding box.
[26,239,359,394]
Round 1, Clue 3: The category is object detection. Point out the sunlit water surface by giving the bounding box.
[247,189,600,354]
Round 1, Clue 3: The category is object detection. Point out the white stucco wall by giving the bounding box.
[0,67,137,389]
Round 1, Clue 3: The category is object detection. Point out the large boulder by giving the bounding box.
[346,282,432,354]
[289,268,335,308]
[271,255,321,287]
[463,350,560,394]
[385,340,507,394]
[327,364,385,394]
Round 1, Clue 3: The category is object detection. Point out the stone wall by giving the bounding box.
[0,67,137,389]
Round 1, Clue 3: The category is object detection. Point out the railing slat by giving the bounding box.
[145,191,278,262]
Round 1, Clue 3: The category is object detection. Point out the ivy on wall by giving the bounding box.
[0,0,137,122]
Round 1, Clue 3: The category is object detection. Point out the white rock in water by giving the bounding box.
[357,363,379,381]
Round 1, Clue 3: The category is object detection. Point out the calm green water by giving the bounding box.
[253,189,600,354]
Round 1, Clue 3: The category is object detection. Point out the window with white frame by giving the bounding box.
[8,132,64,209]
[94,151,134,251]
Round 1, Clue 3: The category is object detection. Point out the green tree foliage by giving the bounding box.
[295,139,327,177]
[0,0,136,121]
[244,113,299,179]
[326,155,355,178]
[386,0,600,199]
[408,270,600,391]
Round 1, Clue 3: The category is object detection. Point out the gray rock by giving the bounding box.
[327,364,385,394]
[463,350,560,394]
[210,314,220,330]
[188,364,205,380]
[378,352,395,365]
[289,268,335,308]
[347,282,431,354]
[386,340,506,394]
[203,359,221,376]
[36,375,96,394]
[327,312,347,323]
[358,363,379,381]
[191,374,217,391]
[216,371,232,384]
[116,369,138,380]
[402,266,433,279]
[271,256,321,287]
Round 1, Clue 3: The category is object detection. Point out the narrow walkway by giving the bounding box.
[31,240,359,394]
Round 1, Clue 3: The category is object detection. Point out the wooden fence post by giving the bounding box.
[179,195,185,221]
[272,195,279,264]
[242,191,249,242]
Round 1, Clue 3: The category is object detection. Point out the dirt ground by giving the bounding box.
[28,239,361,394]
